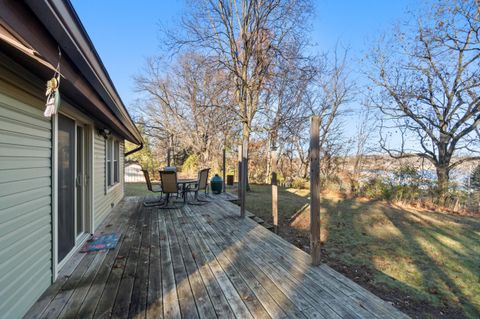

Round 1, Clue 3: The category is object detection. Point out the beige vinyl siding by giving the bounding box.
[93,133,124,228]
[0,83,52,319]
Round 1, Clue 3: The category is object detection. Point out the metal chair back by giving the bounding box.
[198,168,210,190]
[142,170,153,191]
[160,170,178,194]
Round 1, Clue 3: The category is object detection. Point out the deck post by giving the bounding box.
[310,115,321,266]
[271,147,278,233]
[240,140,247,218]
[167,134,173,166]
[237,145,242,202]
[222,148,226,192]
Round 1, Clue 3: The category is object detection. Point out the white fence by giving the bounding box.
[125,164,145,183]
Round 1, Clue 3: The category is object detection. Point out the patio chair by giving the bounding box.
[158,170,183,208]
[185,168,210,204]
[142,170,164,207]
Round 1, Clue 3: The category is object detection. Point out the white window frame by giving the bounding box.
[114,140,120,183]
[106,137,120,190]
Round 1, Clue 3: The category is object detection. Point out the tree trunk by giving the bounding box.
[302,159,309,179]
[240,122,250,217]
[436,164,450,199]
[265,146,271,184]
[242,124,251,192]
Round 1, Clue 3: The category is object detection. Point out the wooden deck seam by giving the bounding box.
[172,208,237,319]
[197,202,362,317]
[207,200,409,319]
[186,205,308,319]
[57,251,108,319]
[164,209,200,318]
[187,205,334,317]
[170,208,220,318]
[110,200,146,318]
[203,202,365,319]
[212,201,395,318]
[23,200,131,319]
[86,200,141,318]
[146,207,163,319]
[128,203,153,318]
[158,208,182,318]
[180,206,255,318]
[25,196,410,319]
[182,206,273,319]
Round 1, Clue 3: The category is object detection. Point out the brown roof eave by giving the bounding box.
[0,0,140,144]
[24,0,143,145]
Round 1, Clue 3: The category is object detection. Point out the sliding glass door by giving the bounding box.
[57,114,88,263]
[57,114,76,262]
[76,125,85,237]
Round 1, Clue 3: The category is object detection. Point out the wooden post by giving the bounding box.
[240,139,248,218]
[237,145,242,204]
[310,116,321,266]
[271,148,278,233]
[167,134,173,166]
[222,148,226,192]
[171,134,175,166]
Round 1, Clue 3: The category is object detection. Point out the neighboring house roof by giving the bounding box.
[0,0,143,145]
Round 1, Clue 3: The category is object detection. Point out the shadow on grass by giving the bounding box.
[236,183,480,319]
[323,198,479,318]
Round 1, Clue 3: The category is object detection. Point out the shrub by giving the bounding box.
[469,164,480,190]
[393,164,421,186]
[361,177,390,199]
[182,154,198,174]
[292,177,309,189]
[321,177,343,193]
[391,184,420,203]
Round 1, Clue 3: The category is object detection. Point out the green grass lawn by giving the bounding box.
[125,182,480,318]
[125,182,153,196]
[229,184,480,319]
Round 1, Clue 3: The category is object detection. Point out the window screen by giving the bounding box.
[107,138,113,186]
[114,141,119,183]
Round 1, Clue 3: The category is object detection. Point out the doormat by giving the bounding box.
[81,233,120,252]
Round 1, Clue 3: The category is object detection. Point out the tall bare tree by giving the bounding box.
[351,106,376,181]
[290,49,354,179]
[134,53,236,169]
[369,0,480,194]
[165,0,313,192]
[260,42,316,181]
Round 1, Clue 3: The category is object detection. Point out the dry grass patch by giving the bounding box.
[234,184,480,319]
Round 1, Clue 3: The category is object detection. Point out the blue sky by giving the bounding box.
[71,0,422,111]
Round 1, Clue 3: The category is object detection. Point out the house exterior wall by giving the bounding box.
[0,76,53,318]
[0,56,127,318]
[93,133,125,228]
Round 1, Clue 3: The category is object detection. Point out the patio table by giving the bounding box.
[177,178,197,203]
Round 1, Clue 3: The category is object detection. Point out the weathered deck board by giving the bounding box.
[172,209,236,318]
[169,209,217,318]
[207,200,405,319]
[146,208,163,319]
[158,207,182,318]
[24,199,135,319]
[26,195,409,319]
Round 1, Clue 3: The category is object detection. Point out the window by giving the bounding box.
[106,138,120,188]
[114,141,119,183]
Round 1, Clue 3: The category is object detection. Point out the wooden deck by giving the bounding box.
[25,194,409,319]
